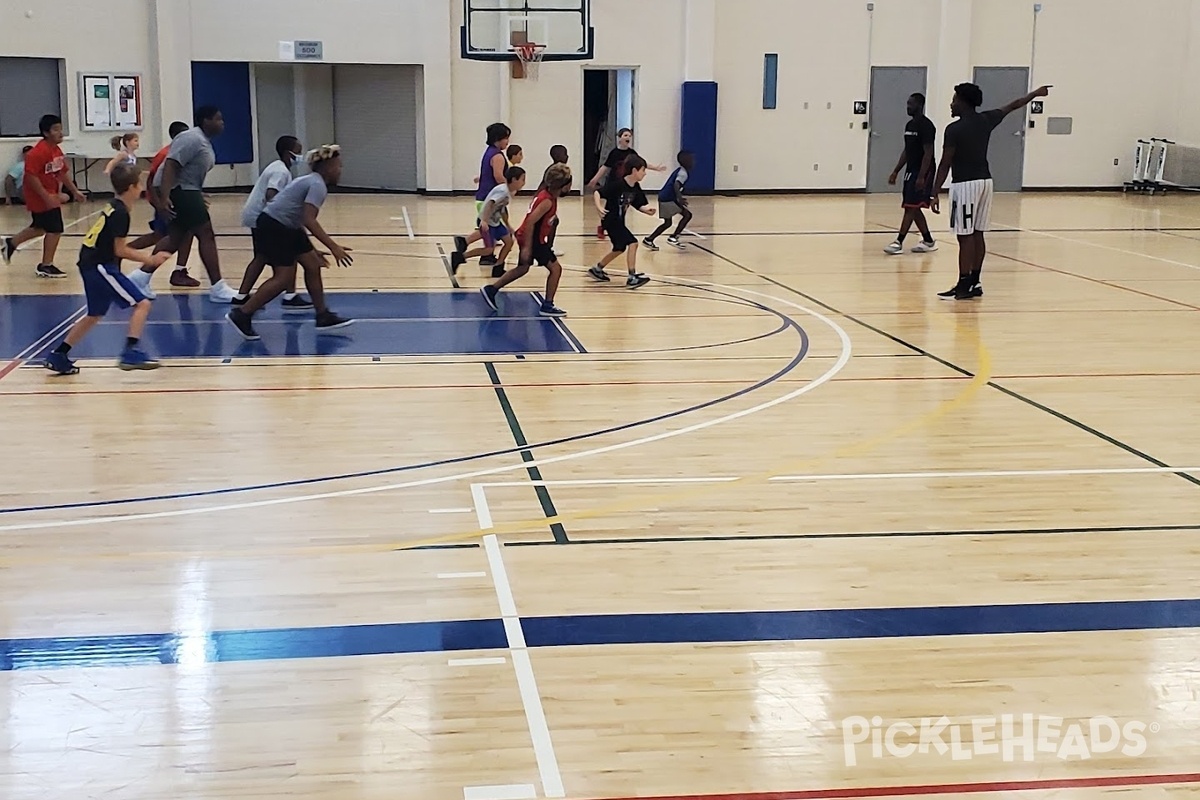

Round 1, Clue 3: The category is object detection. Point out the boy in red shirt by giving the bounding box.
[127,121,198,287]
[3,115,86,278]
[479,163,571,318]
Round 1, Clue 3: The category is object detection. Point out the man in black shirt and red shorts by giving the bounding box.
[931,82,1051,299]
[885,92,938,255]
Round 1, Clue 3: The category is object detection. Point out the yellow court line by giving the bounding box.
[0,317,992,568]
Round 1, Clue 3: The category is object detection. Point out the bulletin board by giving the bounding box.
[78,73,144,131]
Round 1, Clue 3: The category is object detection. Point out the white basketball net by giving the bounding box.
[514,43,545,81]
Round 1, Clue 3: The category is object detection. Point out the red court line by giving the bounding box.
[590,771,1200,800]
[4,370,1198,397]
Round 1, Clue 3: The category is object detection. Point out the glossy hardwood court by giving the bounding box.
[2,190,1199,799]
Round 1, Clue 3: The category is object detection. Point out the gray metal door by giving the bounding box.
[866,67,927,193]
[973,66,1029,192]
[332,64,419,191]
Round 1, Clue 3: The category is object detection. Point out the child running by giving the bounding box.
[126,121,197,288]
[643,150,695,251]
[452,166,525,277]
[104,133,139,174]
[225,145,354,340]
[44,164,171,375]
[479,164,570,318]
[542,145,569,256]
[233,135,311,308]
[589,155,653,289]
[473,123,511,269]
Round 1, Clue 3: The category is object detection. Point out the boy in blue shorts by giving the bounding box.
[44,164,172,374]
[452,166,526,276]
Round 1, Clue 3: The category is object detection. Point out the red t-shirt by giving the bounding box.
[23,140,66,213]
[516,189,558,245]
[147,145,171,204]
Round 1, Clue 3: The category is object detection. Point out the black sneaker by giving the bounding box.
[2,237,14,265]
[480,255,498,267]
[588,265,610,282]
[956,283,983,300]
[231,294,249,306]
[937,280,966,300]
[453,235,468,254]
[480,285,499,311]
[450,251,466,273]
[281,294,314,311]
[315,311,354,331]
[226,309,260,340]
[491,263,506,278]
[666,236,686,250]
[538,301,567,317]
[626,273,651,289]
[36,264,66,279]
[642,238,659,251]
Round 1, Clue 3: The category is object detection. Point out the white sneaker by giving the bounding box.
[208,279,238,304]
[911,240,938,253]
[883,241,903,255]
[127,268,156,299]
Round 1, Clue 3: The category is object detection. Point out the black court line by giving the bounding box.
[691,242,1200,490]
[484,361,569,544]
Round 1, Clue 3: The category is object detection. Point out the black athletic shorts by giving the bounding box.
[31,208,65,234]
[254,212,314,267]
[902,172,934,209]
[525,242,555,267]
[603,218,637,252]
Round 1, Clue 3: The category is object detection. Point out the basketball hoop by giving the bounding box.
[512,43,545,81]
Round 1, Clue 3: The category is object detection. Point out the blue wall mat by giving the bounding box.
[680,81,718,192]
[189,61,253,165]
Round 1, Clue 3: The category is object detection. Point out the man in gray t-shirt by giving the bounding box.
[131,105,239,303]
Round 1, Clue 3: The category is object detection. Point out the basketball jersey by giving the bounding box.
[517,189,557,245]
[475,145,504,201]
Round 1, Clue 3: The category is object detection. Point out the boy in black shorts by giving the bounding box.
[44,164,172,374]
[589,155,654,289]
[480,164,571,318]
[885,92,937,254]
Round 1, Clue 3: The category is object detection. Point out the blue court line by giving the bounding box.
[5,598,1200,671]
[0,279,808,516]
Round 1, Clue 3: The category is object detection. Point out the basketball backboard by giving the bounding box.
[461,0,594,62]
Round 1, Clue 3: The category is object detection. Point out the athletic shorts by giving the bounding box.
[482,224,509,248]
[901,172,934,209]
[30,208,65,234]
[948,179,994,236]
[169,188,210,232]
[659,201,682,221]
[602,218,638,252]
[254,212,314,267]
[521,242,555,268]
[151,209,171,235]
[79,263,148,316]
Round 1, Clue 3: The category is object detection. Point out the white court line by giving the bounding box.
[2,305,87,375]
[0,279,853,532]
[448,656,507,667]
[769,466,1200,482]
[402,206,415,240]
[471,483,494,530]
[438,571,487,579]
[463,785,537,800]
[481,526,565,798]
[1023,228,1200,272]
[429,507,475,514]
[684,228,706,239]
[531,292,581,354]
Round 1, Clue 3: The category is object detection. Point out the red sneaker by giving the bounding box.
[169,270,201,288]
[596,224,606,241]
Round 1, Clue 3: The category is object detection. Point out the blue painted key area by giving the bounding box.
[0,292,582,360]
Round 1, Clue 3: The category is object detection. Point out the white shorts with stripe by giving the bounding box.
[948,178,994,236]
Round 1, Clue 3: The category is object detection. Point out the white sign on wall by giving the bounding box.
[78,73,143,131]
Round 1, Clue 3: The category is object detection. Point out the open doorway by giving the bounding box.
[583,68,635,184]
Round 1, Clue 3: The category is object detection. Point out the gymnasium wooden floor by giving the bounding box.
[1,189,1199,799]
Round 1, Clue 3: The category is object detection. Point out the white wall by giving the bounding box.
[4,0,1200,193]
[0,0,158,193]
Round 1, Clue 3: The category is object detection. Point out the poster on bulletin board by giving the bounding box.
[78,73,144,131]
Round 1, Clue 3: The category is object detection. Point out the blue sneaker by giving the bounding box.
[44,351,79,375]
[538,301,567,317]
[480,285,499,312]
[118,348,160,371]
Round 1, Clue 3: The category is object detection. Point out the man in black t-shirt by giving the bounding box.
[885,92,938,255]
[930,81,1051,300]
[44,163,171,374]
